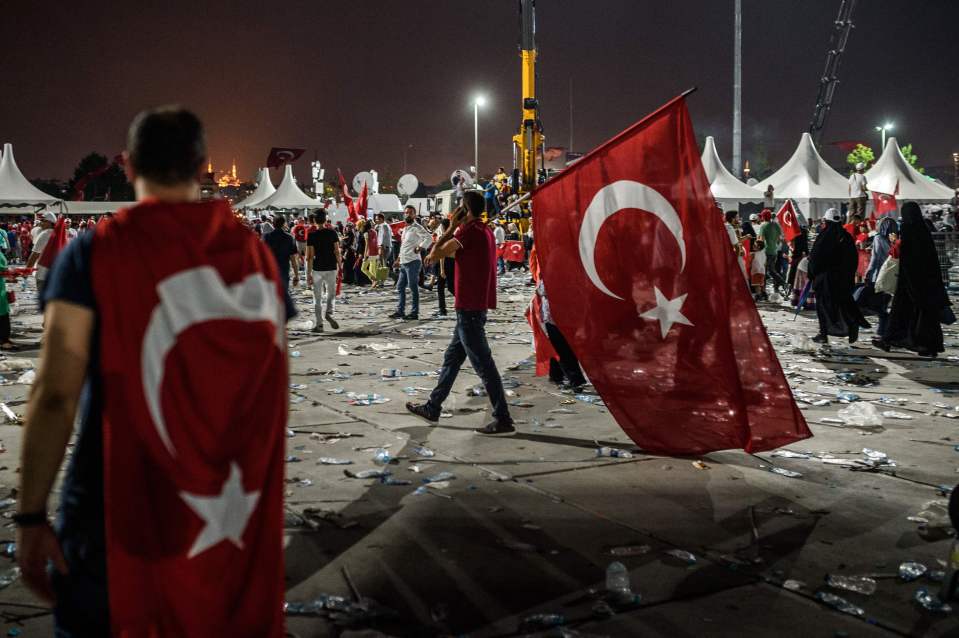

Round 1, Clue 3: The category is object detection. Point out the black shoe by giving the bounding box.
[325,314,339,329]
[404,313,419,320]
[406,402,439,423]
[388,311,404,319]
[871,337,891,352]
[848,327,859,344]
[812,334,828,344]
[918,349,938,359]
[474,419,516,437]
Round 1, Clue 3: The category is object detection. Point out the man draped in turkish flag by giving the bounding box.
[533,95,811,454]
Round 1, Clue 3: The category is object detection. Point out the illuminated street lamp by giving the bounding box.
[875,122,894,150]
[473,95,487,180]
[953,152,958,188]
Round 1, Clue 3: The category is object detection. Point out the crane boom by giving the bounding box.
[808,0,857,145]
[513,0,544,196]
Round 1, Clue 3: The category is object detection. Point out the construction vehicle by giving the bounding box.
[512,0,544,199]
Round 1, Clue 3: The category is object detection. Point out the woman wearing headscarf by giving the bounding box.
[876,202,950,357]
[806,208,869,344]
[786,224,809,292]
[341,223,357,284]
[863,216,898,340]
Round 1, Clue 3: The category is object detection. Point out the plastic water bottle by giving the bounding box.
[372,448,392,466]
[597,447,634,459]
[605,562,638,605]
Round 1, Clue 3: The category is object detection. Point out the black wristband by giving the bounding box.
[12,511,48,527]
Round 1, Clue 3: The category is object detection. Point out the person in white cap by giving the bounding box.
[806,207,869,344]
[848,163,868,219]
[26,212,57,298]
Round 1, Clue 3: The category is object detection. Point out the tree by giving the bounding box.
[30,179,67,199]
[899,143,925,174]
[66,153,134,201]
[846,144,875,169]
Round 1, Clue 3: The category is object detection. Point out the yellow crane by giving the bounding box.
[512,0,543,199]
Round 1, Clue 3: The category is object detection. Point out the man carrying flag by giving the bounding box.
[16,107,292,636]
[532,93,811,454]
[871,180,899,221]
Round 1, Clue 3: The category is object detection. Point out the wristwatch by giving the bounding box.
[12,511,48,527]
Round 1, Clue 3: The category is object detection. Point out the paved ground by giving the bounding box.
[0,270,957,637]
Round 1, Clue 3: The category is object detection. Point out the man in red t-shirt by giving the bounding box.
[406,191,514,436]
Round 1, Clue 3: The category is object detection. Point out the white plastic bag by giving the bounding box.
[836,402,883,426]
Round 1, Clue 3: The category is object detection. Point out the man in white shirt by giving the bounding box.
[492,219,506,274]
[25,212,56,298]
[848,163,868,219]
[374,213,393,267]
[389,206,433,320]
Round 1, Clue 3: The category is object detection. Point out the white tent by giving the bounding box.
[255,165,323,209]
[865,137,954,202]
[233,167,276,209]
[0,143,59,206]
[757,132,849,219]
[62,201,136,215]
[367,193,403,217]
[700,136,763,203]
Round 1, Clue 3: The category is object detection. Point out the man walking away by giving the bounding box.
[16,107,291,637]
[25,212,57,299]
[263,215,299,294]
[375,213,393,275]
[306,210,341,332]
[390,206,432,320]
[493,220,506,274]
[406,191,514,436]
[848,163,868,219]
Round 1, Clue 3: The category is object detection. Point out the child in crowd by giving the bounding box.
[751,238,767,300]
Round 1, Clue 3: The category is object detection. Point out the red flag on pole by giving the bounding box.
[265,147,305,168]
[355,181,369,220]
[532,94,811,454]
[338,169,359,223]
[871,180,899,221]
[91,201,286,635]
[776,200,802,243]
[502,240,525,263]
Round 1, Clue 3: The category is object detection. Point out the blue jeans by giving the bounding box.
[397,260,422,315]
[428,310,512,422]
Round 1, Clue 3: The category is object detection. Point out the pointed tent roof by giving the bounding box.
[233,167,276,209]
[757,133,848,201]
[0,143,59,205]
[255,165,324,209]
[701,136,763,202]
[865,137,953,202]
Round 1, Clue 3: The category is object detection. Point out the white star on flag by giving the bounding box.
[180,462,260,559]
[639,287,694,339]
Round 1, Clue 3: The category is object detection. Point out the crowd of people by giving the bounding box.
[724,194,955,358]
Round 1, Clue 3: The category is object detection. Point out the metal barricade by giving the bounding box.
[932,232,959,293]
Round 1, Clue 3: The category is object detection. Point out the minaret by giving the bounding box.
[207,161,213,174]
[231,159,237,180]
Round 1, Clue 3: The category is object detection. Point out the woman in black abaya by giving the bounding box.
[806,208,869,344]
[878,202,950,357]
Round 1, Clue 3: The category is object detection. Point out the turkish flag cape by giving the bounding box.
[37,215,68,270]
[525,251,558,377]
[871,181,898,221]
[533,95,810,454]
[91,200,287,636]
[776,200,802,243]
[503,240,525,263]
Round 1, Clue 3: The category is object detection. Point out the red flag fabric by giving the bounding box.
[91,200,286,636]
[533,95,811,454]
[776,200,802,243]
[355,181,369,220]
[526,293,558,377]
[503,240,525,263]
[338,169,360,223]
[37,216,68,270]
[871,181,898,220]
[265,147,305,168]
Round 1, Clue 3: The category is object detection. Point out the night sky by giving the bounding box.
[4,1,957,187]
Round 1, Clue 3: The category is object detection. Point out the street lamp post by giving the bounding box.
[952,152,958,188]
[474,96,486,180]
[875,122,893,150]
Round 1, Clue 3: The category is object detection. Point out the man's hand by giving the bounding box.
[17,523,68,603]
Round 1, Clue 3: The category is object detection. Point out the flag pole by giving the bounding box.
[499,190,534,216]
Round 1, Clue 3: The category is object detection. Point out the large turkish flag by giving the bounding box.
[533,95,811,454]
[92,200,286,636]
[776,200,802,243]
